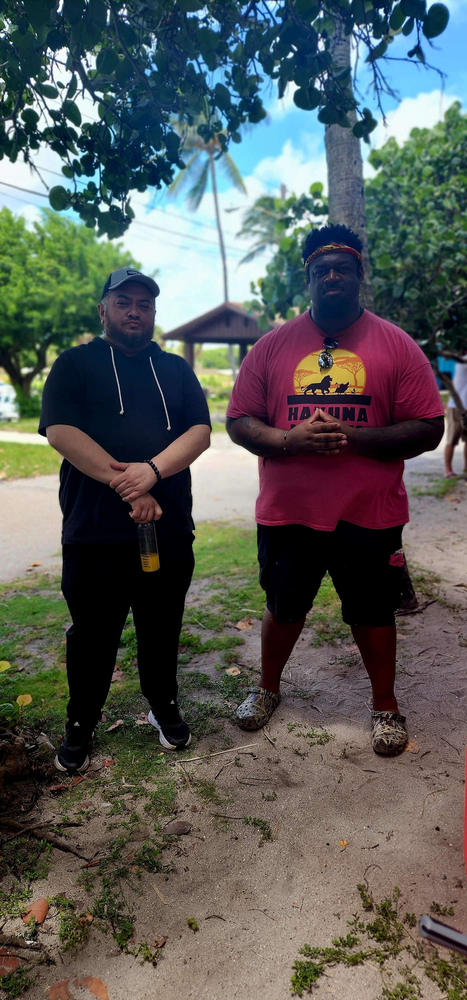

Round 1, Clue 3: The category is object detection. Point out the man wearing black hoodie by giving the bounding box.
[39,268,211,773]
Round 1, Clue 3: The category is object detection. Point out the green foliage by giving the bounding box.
[243,816,272,844]
[0,3,448,234]
[0,441,62,480]
[0,968,32,997]
[366,102,467,364]
[245,103,467,373]
[0,208,138,397]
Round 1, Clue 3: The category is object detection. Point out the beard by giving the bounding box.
[104,318,154,352]
[316,291,352,317]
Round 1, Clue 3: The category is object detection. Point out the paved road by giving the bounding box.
[0,431,449,583]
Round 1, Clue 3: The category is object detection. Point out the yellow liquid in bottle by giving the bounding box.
[141,552,160,573]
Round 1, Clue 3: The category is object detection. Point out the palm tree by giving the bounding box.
[324,15,374,310]
[168,125,247,376]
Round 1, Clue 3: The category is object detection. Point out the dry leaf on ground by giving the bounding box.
[22,897,49,925]
[0,950,20,977]
[153,934,168,948]
[0,661,11,673]
[49,978,110,1000]
[405,740,420,754]
[16,694,32,706]
[235,616,252,631]
[162,820,192,836]
[338,839,349,848]
[102,759,115,767]
[106,719,124,732]
[225,666,241,676]
[29,561,42,567]
[48,978,72,999]
[111,668,124,682]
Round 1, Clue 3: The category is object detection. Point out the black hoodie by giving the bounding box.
[39,337,210,544]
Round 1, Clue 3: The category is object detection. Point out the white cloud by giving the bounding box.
[364,89,462,176]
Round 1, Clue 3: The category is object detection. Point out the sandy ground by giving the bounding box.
[2,437,467,1000]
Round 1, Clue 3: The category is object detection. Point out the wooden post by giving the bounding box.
[184,340,195,368]
[239,342,248,364]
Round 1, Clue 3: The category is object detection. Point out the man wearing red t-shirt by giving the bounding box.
[226,225,444,755]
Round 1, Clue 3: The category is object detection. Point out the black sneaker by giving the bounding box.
[148,702,191,751]
[55,721,93,774]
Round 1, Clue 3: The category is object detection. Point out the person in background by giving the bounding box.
[444,359,467,478]
[39,268,211,773]
[226,225,444,756]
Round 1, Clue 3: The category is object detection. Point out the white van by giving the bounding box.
[0,383,19,421]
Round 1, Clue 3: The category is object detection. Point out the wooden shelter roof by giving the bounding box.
[162,301,276,345]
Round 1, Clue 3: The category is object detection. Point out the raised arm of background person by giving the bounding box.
[344,416,444,461]
[226,410,347,458]
[108,423,211,502]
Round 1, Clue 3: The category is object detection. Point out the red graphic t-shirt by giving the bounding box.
[227,309,444,531]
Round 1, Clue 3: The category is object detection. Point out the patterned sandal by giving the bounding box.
[371,711,408,756]
[236,686,281,731]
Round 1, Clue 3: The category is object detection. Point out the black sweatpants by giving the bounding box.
[61,534,194,729]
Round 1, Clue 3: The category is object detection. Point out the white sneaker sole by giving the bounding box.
[148,710,192,751]
[54,754,90,774]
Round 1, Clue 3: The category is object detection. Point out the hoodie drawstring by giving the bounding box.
[150,357,171,431]
[109,344,124,416]
[108,343,171,431]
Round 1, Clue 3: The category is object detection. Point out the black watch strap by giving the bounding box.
[144,459,162,483]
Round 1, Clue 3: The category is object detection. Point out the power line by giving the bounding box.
[0,180,245,255]
[24,161,242,239]
[0,191,242,262]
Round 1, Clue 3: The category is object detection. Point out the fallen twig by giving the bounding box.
[0,818,90,861]
[421,788,447,818]
[214,759,235,780]
[181,742,259,763]
[205,914,226,922]
[179,764,194,793]
[262,728,276,747]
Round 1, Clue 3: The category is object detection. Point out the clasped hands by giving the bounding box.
[286,407,355,457]
[109,461,162,524]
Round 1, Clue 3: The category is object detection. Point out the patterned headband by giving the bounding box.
[304,243,364,270]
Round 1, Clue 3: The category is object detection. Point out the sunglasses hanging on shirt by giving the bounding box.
[318,337,339,370]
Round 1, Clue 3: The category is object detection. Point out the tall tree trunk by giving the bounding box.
[324,17,374,311]
[209,155,237,379]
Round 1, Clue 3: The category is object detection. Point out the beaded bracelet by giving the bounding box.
[144,459,162,483]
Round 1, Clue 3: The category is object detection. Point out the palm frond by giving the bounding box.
[238,241,271,265]
[167,152,200,198]
[221,153,247,194]
[186,158,210,210]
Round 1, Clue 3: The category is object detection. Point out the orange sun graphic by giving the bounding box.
[294,349,367,396]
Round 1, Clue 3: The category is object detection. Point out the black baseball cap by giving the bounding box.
[101,268,160,300]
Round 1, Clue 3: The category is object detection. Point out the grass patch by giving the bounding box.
[412,475,463,498]
[290,884,467,998]
[0,442,61,480]
[243,816,272,844]
[193,778,231,808]
[51,895,90,952]
[0,967,32,997]
[0,418,40,434]
[144,777,178,821]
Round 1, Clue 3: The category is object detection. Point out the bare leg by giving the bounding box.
[444,442,456,477]
[259,609,306,693]
[351,625,398,713]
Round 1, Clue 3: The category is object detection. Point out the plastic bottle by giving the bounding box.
[137,522,160,573]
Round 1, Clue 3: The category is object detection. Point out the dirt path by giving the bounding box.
[1,457,467,1000]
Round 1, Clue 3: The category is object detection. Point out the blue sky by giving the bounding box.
[1,1,466,335]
